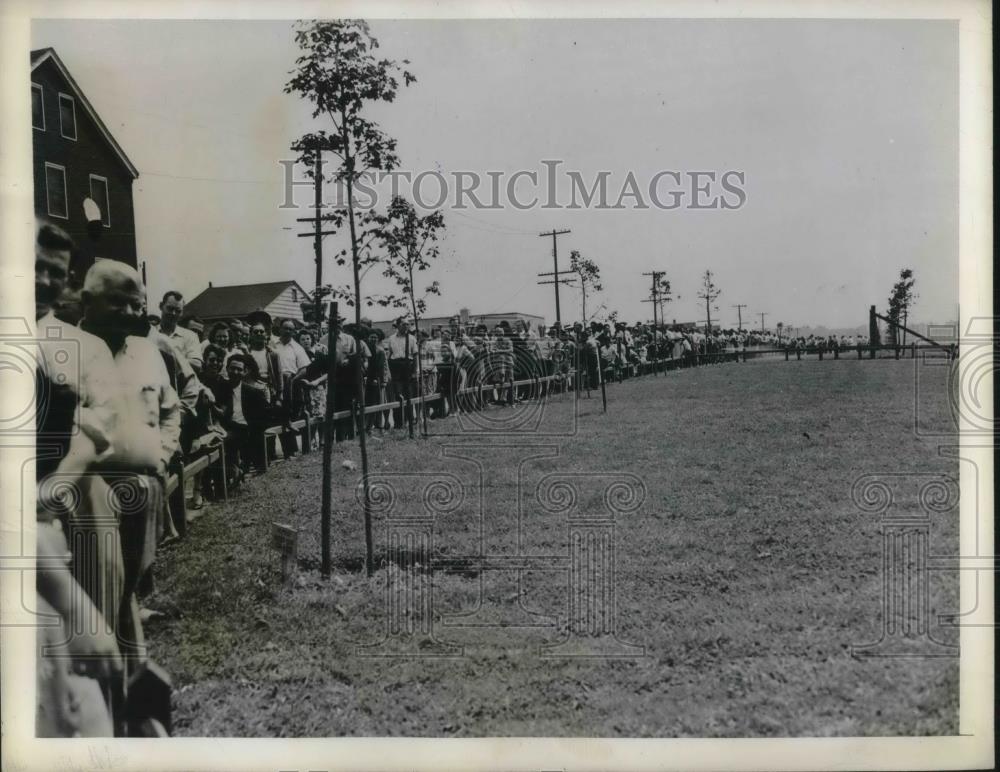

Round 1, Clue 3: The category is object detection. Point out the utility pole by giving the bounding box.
[642,271,666,374]
[641,271,666,329]
[537,229,571,325]
[295,143,338,322]
[759,311,768,332]
[732,303,747,331]
[697,270,722,334]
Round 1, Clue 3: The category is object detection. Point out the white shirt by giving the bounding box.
[36,312,119,454]
[231,383,247,426]
[274,338,311,376]
[161,324,203,369]
[385,332,417,360]
[102,335,181,473]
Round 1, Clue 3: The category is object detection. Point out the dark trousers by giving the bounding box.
[331,376,356,440]
[389,359,415,428]
[225,421,264,475]
[436,364,455,416]
[366,379,388,429]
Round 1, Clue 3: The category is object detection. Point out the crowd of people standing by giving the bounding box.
[33,214,882,737]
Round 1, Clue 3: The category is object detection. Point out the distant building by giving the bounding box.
[31,48,139,275]
[370,308,545,335]
[184,280,310,324]
[669,320,719,332]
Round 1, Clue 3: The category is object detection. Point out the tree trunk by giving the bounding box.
[341,110,374,578]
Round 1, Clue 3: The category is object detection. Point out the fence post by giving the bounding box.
[796,348,801,361]
[168,460,187,538]
[218,444,228,502]
[784,349,789,362]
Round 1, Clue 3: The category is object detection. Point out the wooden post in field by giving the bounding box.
[405,333,415,439]
[272,522,299,584]
[869,305,878,359]
[320,302,339,578]
[599,358,608,413]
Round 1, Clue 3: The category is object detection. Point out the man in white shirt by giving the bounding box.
[271,319,310,456]
[80,260,181,662]
[274,319,311,377]
[384,317,417,429]
[158,291,203,372]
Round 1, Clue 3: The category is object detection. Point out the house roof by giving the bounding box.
[183,281,307,320]
[31,47,139,179]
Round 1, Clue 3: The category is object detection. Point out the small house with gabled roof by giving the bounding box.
[183,280,311,323]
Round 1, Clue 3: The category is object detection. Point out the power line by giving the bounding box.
[449,209,537,236]
[140,169,280,185]
[537,229,571,325]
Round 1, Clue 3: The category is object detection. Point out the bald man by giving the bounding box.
[80,260,181,663]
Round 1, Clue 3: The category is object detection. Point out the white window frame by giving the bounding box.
[88,174,111,227]
[57,92,77,141]
[44,162,68,220]
[31,83,45,131]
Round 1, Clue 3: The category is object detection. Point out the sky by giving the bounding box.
[32,18,959,330]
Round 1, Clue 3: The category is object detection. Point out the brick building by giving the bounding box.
[31,47,139,275]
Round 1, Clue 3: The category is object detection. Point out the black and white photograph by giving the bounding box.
[0,1,993,770]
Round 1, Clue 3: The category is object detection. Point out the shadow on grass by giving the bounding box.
[297,550,482,579]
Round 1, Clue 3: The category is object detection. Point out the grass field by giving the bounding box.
[147,357,960,737]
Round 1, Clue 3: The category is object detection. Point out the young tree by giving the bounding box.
[656,276,672,323]
[285,19,416,576]
[286,19,416,324]
[568,250,603,322]
[886,268,916,345]
[379,196,446,329]
[697,269,722,333]
[377,195,446,433]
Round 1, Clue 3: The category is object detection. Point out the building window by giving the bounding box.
[45,163,68,219]
[291,288,298,302]
[31,83,45,130]
[89,175,110,227]
[58,93,76,140]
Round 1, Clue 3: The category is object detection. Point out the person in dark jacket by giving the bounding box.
[214,354,271,478]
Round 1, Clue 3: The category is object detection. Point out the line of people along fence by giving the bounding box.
[33,211,956,737]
